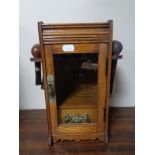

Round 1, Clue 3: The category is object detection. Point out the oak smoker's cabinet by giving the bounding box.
[30,21,122,145]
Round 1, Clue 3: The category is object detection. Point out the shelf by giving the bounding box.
[30,57,41,62]
[59,86,98,109]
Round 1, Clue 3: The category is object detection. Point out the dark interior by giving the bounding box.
[53,53,98,107]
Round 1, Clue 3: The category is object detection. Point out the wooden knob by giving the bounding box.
[31,44,41,58]
[112,40,123,55]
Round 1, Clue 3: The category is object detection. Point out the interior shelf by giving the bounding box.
[59,86,97,109]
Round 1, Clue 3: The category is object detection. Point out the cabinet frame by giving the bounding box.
[38,21,113,144]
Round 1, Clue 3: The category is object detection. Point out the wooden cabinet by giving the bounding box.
[36,21,113,145]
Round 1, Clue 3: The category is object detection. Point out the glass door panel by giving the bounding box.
[53,53,98,125]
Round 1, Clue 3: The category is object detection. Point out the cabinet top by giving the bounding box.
[40,20,112,28]
[38,21,113,44]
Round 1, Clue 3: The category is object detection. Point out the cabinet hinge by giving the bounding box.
[106,58,108,75]
[47,75,56,104]
[104,107,106,123]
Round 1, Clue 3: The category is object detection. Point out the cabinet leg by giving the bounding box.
[105,130,108,144]
[48,135,53,146]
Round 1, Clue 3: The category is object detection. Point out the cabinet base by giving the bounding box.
[49,133,105,144]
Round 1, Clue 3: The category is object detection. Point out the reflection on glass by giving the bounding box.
[53,53,98,124]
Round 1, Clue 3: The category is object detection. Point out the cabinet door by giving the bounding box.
[44,43,108,134]
[97,43,108,132]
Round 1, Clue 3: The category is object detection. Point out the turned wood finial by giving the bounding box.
[31,44,41,58]
[112,40,123,55]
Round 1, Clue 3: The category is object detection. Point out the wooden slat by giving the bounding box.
[43,34,108,38]
[41,22,111,44]
[44,45,58,134]
[44,39,109,45]
[41,22,110,29]
[97,43,107,132]
[57,123,97,134]
[43,29,110,36]
[38,22,52,144]
[43,37,110,45]
[105,21,113,143]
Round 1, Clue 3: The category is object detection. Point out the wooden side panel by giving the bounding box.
[97,43,108,132]
[44,45,58,134]
[105,20,113,143]
[38,22,53,145]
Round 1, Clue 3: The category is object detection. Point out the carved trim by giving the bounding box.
[64,114,90,123]
[47,75,56,104]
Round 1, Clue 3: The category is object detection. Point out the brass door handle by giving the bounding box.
[47,75,56,104]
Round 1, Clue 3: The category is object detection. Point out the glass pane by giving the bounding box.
[53,53,98,124]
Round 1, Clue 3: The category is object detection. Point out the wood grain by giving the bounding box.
[105,20,113,143]
[38,21,112,144]
[97,43,107,132]
[19,107,135,155]
[45,45,58,135]
[51,44,98,54]
[38,22,52,144]
[41,22,111,44]
[59,87,97,109]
